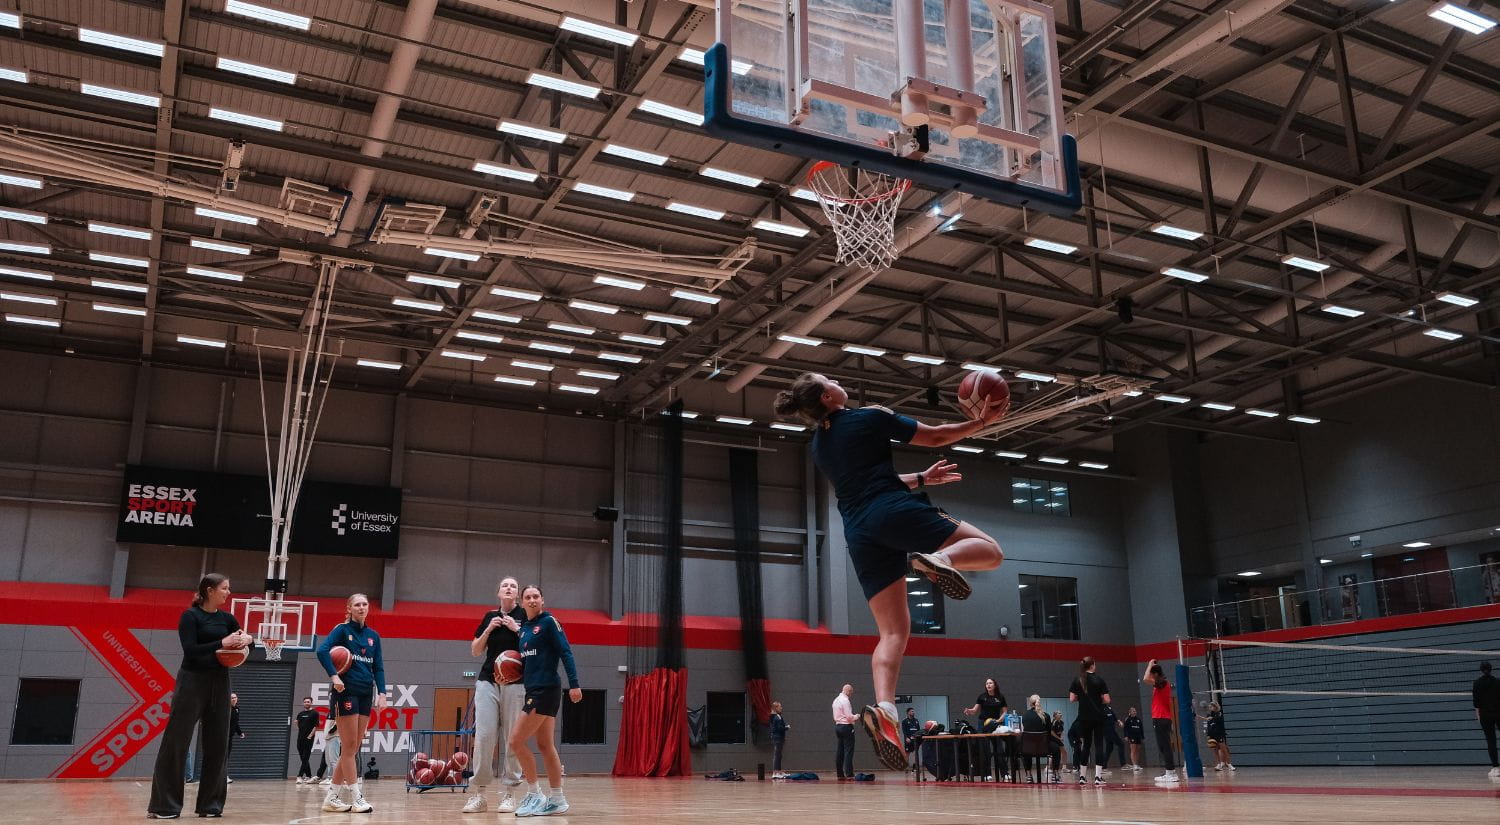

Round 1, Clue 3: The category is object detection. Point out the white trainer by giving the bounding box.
[1489,767,1500,778]
[1214,762,1224,771]
[1155,771,1179,783]
[322,789,352,813]
[318,777,332,787]
[1227,764,1236,772]
[349,786,373,814]
[497,794,518,814]
[462,794,486,814]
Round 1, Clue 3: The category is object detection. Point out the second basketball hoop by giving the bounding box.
[807,161,910,272]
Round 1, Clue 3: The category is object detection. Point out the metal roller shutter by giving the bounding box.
[227,658,297,779]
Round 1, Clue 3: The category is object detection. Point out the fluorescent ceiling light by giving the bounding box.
[1402,541,1431,548]
[903,353,944,365]
[5,313,58,327]
[195,206,258,225]
[525,71,601,99]
[1154,393,1191,404]
[670,288,720,304]
[0,172,42,187]
[558,384,600,395]
[1245,409,1279,418]
[637,99,703,126]
[597,351,642,363]
[423,247,481,261]
[79,29,164,58]
[491,286,544,301]
[1201,401,1236,411]
[0,67,25,84]
[91,278,147,294]
[777,333,822,346]
[89,252,149,268]
[770,422,807,432]
[558,16,638,46]
[185,265,244,282]
[0,12,17,28]
[1161,266,1209,283]
[1014,370,1055,382]
[842,344,886,356]
[716,415,753,425]
[568,299,619,315]
[576,369,620,380]
[1078,461,1110,470]
[225,1,311,30]
[0,206,47,223]
[1319,558,1333,565]
[1059,602,1078,608]
[620,333,666,346]
[1435,291,1478,308]
[1037,456,1069,465]
[0,241,50,254]
[440,349,486,362]
[392,297,444,311]
[1428,3,1496,34]
[177,334,227,348]
[494,375,537,387]
[995,450,1027,459]
[1235,570,1262,577]
[572,182,635,201]
[676,411,699,419]
[407,273,462,288]
[0,291,55,305]
[644,312,691,325]
[511,359,554,372]
[355,358,402,370]
[1361,552,1374,558]
[962,362,1001,372]
[473,310,522,323]
[1149,222,1203,241]
[472,161,538,182]
[1123,390,1143,397]
[753,220,809,237]
[88,222,152,240]
[665,202,726,221]
[216,57,297,84]
[191,238,251,255]
[951,445,984,454]
[677,47,752,74]
[548,321,596,335]
[0,266,52,280]
[498,121,568,143]
[455,330,505,344]
[593,274,646,290]
[1024,237,1077,255]
[529,341,574,354]
[1424,328,1462,341]
[1288,414,1322,424]
[1280,254,1329,272]
[700,167,763,187]
[92,302,146,316]
[1321,304,1364,317]
[790,188,818,201]
[209,108,283,131]
[602,144,668,165]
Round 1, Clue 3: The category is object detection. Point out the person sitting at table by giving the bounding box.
[1021,695,1054,783]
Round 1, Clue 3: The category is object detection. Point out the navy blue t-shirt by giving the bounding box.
[810,407,919,520]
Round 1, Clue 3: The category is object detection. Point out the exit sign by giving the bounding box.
[462,671,477,678]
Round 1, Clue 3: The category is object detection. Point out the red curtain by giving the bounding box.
[612,667,692,777]
[746,677,772,727]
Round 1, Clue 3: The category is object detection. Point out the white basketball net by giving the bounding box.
[807,162,910,272]
[259,621,287,661]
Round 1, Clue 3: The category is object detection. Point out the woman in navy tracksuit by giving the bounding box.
[316,593,387,814]
[507,585,581,817]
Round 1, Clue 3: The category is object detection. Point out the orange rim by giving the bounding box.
[807,160,911,206]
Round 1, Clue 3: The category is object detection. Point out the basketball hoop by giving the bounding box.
[806,161,910,272]
[259,621,287,661]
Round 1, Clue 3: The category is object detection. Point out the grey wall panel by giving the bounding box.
[0,411,42,463]
[0,503,30,580]
[148,369,226,429]
[141,426,220,471]
[16,507,115,585]
[1119,428,1190,644]
[42,358,137,419]
[36,417,129,470]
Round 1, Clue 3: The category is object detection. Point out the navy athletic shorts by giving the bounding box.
[845,491,961,600]
[523,685,563,717]
[332,687,374,717]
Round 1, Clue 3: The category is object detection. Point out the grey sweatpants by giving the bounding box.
[471,679,525,789]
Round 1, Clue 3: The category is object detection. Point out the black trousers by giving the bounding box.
[834,723,855,778]
[149,668,232,817]
[1074,719,1106,768]
[1152,718,1176,770]
[1481,714,1498,768]
[771,738,785,771]
[297,738,315,778]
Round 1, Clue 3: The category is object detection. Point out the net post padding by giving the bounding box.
[807,161,910,272]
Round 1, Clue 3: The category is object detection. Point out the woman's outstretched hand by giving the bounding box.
[920,459,962,486]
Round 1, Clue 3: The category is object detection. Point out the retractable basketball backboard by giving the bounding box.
[233,597,318,660]
[705,0,1080,215]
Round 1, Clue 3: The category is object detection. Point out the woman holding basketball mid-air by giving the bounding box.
[148,573,253,819]
[316,593,387,814]
[774,373,1007,771]
[508,585,581,817]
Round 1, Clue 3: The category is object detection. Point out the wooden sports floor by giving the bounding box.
[2,768,1496,824]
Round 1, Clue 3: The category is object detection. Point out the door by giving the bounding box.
[227,659,297,779]
[431,687,474,766]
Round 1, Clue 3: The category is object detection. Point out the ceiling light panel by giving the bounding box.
[1024,237,1077,254]
[216,57,297,84]
[1149,222,1203,241]
[89,253,150,268]
[637,99,703,125]
[225,1,312,30]
[620,333,665,345]
[190,238,251,255]
[498,121,568,143]
[185,266,244,281]
[568,299,619,315]
[670,288,721,304]
[0,172,42,187]
[665,203,726,221]
[594,275,646,290]
[472,161,539,182]
[753,219,809,237]
[547,321,596,335]
[602,144,669,165]
[558,16,638,45]
[88,222,152,240]
[0,206,47,223]
[78,29,164,57]
[525,71,601,99]
[208,108,283,131]
[700,167,763,187]
[195,206,258,225]
[572,182,635,201]
[491,286,544,301]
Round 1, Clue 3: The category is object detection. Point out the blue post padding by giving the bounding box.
[702,44,1082,217]
[1176,663,1203,778]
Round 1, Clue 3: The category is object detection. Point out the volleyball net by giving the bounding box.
[1203,636,1498,701]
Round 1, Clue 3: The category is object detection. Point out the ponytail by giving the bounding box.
[1080,655,1095,674]
[192,573,227,608]
[773,373,830,424]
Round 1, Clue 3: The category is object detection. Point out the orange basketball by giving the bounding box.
[495,649,524,684]
[414,767,435,785]
[329,645,353,675]
[957,370,1009,420]
[215,646,250,668]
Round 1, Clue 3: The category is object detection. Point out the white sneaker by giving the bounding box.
[225,777,233,784]
[1227,764,1236,771]
[1214,762,1224,771]
[1155,771,1179,783]
[322,790,352,813]
[349,786,373,814]
[1489,767,1500,778]
[318,777,332,787]
[462,794,486,814]
[497,794,518,814]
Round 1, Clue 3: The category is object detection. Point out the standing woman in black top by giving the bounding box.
[963,678,1010,780]
[1068,655,1112,785]
[147,573,252,819]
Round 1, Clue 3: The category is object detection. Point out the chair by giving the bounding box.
[1019,732,1050,783]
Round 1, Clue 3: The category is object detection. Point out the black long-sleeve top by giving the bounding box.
[177,606,242,672]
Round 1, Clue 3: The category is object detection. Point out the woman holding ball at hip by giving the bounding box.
[773,373,1008,772]
[316,593,387,814]
[508,585,581,817]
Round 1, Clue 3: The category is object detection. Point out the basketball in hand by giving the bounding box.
[329,645,353,675]
[957,370,1009,420]
[216,646,250,668]
[495,649,524,684]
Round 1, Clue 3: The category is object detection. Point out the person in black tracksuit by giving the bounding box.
[316,593,387,813]
[295,697,321,782]
[508,585,582,816]
[1068,656,1112,785]
[769,702,790,776]
[1475,661,1500,776]
[1101,705,1127,768]
[1123,707,1145,770]
[147,573,253,819]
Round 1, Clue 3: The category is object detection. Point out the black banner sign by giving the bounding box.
[117,465,401,559]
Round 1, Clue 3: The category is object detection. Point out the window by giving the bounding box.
[706,691,746,744]
[560,689,607,744]
[11,678,81,745]
[1019,574,1080,640]
[907,573,945,635]
[1011,478,1069,515]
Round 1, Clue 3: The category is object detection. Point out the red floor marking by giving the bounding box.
[888,778,1500,798]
